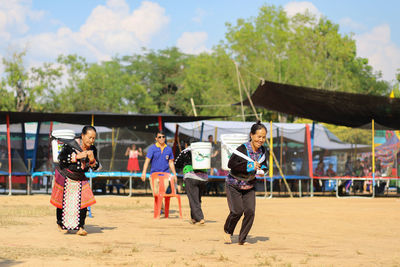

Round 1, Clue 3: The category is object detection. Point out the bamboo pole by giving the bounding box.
[234,61,245,121]
[264,124,293,197]
[190,98,198,117]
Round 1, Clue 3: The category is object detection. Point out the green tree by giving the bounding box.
[1,50,62,112]
[123,47,190,114]
[221,4,390,122]
[177,48,239,117]
[56,55,152,113]
[54,54,89,112]
[0,80,15,111]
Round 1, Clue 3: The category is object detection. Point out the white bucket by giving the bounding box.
[190,142,212,170]
[220,134,249,170]
[51,129,76,163]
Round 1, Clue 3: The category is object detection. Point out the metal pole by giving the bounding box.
[199,122,205,141]
[372,119,376,198]
[269,121,273,178]
[158,116,163,131]
[6,114,12,196]
[306,124,314,197]
[129,176,132,197]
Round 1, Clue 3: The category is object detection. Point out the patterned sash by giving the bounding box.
[61,178,82,230]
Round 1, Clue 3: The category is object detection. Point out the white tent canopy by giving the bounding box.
[0,122,112,135]
[165,120,368,151]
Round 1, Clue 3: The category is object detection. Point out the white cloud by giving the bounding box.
[355,24,400,82]
[192,8,206,24]
[284,1,322,20]
[339,17,366,32]
[176,32,209,55]
[3,0,170,65]
[0,0,44,41]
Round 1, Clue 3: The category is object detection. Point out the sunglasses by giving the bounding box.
[157,135,166,139]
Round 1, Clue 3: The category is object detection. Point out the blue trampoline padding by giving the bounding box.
[85,172,147,178]
[31,171,54,177]
[178,174,310,180]
[28,171,311,181]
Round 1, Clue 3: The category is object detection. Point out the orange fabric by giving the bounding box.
[50,182,64,209]
[50,169,96,209]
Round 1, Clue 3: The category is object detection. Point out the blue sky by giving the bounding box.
[1,0,399,82]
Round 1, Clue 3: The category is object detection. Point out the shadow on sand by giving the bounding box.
[0,259,24,267]
[231,235,269,244]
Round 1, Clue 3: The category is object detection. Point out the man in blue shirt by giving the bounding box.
[141,131,177,185]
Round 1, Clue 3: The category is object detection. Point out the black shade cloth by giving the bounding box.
[0,111,220,128]
[242,81,400,130]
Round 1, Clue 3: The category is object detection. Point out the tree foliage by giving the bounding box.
[0,4,393,129]
[1,50,62,112]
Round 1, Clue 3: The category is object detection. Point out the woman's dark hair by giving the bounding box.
[249,120,267,140]
[82,125,97,135]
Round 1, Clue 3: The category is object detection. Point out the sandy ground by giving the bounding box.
[0,194,400,267]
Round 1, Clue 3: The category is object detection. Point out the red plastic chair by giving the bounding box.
[150,172,182,219]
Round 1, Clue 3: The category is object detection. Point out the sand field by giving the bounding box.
[0,194,400,266]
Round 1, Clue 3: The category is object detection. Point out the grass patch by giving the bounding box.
[0,205,53,227]
[95,202,152,211]
[102,247,113,254]
[131,245,140,253]
[218,253,229,262]
[0,246,92,261]
[299,257,310,264]
[195,249,215,256]
[0,205,53,217]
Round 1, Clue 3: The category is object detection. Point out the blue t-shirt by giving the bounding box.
[146,144,174,173]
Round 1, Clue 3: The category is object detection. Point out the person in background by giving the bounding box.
[223,121,268,245]
[175,145,208,225]
[326,163,336,177]
[208,135,219,176]
[125,144,143,174]
[141,131,177,195]
[314,160,325,192]
[353,159,364,193]
[50,126,100,236]
[338,156,353,195]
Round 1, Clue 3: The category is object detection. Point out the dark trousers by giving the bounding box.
[57,208,88,228]
[185,178,207,222]
[224,183,256,243]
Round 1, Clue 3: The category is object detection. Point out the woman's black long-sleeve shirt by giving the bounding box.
[228,143,268,182]
[56,138,100,181]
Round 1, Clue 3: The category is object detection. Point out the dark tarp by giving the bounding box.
[0,111,220,128]
[242,80,400,130]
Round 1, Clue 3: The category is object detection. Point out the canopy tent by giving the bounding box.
[0,111,216,128]
[164,120,367,151]
[241,80,400,130]
[1,111,221,194]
